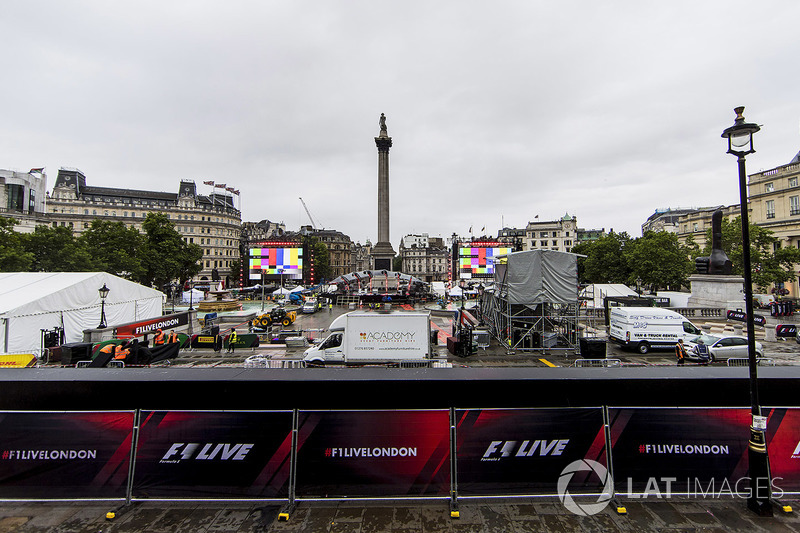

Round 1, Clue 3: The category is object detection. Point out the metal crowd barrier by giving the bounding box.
[572,358,621,368]
[726,358,775,367]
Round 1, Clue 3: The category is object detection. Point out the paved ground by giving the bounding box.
[2,497,800,532]
[149,302,799,369]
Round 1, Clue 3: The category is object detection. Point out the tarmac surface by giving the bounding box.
[2,497,800,532]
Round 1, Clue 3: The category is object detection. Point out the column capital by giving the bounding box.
[375,137,393,152]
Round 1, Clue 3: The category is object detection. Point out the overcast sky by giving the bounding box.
[3,2,800,246]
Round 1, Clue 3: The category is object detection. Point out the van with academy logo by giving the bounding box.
[303,311,432,366]
[608,307,701,354]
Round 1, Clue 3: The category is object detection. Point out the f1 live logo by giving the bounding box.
[482,439,569,460]
[160,443,254,463]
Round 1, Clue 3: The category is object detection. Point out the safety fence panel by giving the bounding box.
[131,411,293,499]
[0,411,135,500]
[295,410,450,498]
[454,408,607,496]
[608,408,751,496]
[765,408,800,495]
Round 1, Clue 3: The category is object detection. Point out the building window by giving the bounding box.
[765,182,774,192]
[791,196,800,216]
[790,177,798,188]
[766,200,775,219]
[693,223,698,232]
[6,184,24,211]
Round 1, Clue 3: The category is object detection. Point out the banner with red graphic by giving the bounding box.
[0,411,134,499]
[131,411,293,499]
[766,408,800,493]
[609,408,751,495]
[455,408,607,496]
[295,410,450,497]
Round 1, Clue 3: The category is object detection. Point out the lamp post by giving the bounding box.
[98,283,110,329]
[721,106,772,516]
[261,269,266,313]
[188,280,194,311]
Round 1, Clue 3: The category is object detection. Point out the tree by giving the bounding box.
[311,239,331,282]
[393,255,403,272]
[138,213,202,288]
[0,218,33,271]
[80,220,145,280]
[707,217,800,292]
[627,231,693,291]
[23,225,97,272]
[576,231,633,284]
[228,257,242,286]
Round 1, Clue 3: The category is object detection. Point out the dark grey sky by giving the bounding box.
[3,2,799,245]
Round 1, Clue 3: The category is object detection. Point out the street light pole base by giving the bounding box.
[747,496,773,517]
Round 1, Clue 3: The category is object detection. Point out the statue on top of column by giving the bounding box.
[379,113,387,135]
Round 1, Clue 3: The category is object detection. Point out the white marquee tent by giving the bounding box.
[0,272,165,354]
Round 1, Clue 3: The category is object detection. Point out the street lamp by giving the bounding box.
[261,269,267,313]
[187,280,194,311]
[721,106,771,516]
[98,283,110,329]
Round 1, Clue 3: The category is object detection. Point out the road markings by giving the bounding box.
[539,358,557,367]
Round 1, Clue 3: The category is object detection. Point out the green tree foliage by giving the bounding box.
[24,225,97,272]
[138,213,202,288]
[574,231,633,284]
[627,231,693,291]
[0,217,33,271]
[393,255,403,272]
[228,257,242,285]
[706,216,800,292]
[79,220,145,280]
[311,239,331,282]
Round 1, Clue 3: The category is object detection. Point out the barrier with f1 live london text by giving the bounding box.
[1,407,800,502]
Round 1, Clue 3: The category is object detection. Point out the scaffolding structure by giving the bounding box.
[479,250,580,355]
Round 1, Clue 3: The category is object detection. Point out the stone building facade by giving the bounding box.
[300,226,353,280]
[46,168,241,283]
[524,214,578,252]
[398,234,449,282]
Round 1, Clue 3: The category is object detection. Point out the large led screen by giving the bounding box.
[458,247,512,279]
[249,247,303,280]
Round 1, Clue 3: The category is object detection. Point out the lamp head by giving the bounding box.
[98,283,110,300]
[721,106,760,157]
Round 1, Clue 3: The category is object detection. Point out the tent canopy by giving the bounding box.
[580,283,637,308]
[0,272,165,354]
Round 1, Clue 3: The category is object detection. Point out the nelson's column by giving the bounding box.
[371,113,395,270]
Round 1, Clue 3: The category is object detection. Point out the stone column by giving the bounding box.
[372,113,395,270]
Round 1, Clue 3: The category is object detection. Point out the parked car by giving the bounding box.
[302,299,319,314]
[685,334,764,361]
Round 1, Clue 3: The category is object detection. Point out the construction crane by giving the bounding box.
[299,197,322,230]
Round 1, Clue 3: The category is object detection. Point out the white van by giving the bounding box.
[608,307,702,354]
